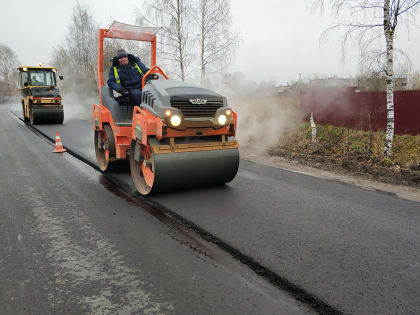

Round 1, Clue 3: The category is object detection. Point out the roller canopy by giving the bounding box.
[106,21,161,41]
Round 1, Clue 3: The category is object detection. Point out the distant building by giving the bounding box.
[276,85,292,94]
[275,82,301,95]
[309,78,358,88]
[308,76,408,91]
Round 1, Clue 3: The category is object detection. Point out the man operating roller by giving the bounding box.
[107,49,156,106]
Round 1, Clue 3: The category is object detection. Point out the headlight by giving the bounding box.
[218,114,227,125]
[170,114,181,127]
[226,109,231,115]
[165,110,171,116]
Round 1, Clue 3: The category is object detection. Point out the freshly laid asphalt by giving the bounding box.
[7,107,420,314]
[1,106,309,314]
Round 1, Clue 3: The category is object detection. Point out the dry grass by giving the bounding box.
[276,124,420,169]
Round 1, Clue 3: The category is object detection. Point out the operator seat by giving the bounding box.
[101,86,134,126]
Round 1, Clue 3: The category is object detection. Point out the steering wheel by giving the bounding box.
[142,66,168,89]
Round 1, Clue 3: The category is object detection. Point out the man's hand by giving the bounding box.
[145,74,159,83]
[118,87,129,95]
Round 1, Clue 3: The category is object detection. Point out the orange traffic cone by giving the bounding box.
[53,132,67,153]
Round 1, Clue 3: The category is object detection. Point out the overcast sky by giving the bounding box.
[0,0,419,84]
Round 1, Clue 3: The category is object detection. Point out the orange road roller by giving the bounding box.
[92,22,239,195]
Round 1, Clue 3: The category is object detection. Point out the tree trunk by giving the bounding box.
[200,0,206,85]
[310,112,317,143]
[176,0,185,81]
[383,0,395,157]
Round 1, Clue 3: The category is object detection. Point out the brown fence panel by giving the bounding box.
[300,88,420,135]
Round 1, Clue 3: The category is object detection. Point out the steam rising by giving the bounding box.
[62,92,97,122]
[216,77,303,153]
[55,65,99,122]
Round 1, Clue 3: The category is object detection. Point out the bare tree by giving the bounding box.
[195,0,239,85]
[145,0,195,81]
[408,71,420,89]
[313,0,420,157]
[52,2,98,93]
[0,43,19,96]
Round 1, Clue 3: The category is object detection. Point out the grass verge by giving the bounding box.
[268,124,420,188]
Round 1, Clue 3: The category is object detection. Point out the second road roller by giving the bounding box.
[17,64,64,125]
[92,22,239,195]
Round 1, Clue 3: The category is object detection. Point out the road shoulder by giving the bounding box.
[241,149,420,203]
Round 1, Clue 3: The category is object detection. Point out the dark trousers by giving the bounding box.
[128,89,142,106]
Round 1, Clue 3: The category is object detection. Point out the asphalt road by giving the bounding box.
[1,105,309,314]
[9,107,420,314]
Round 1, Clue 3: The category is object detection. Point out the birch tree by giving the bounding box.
[195,0,239,85]
[145,0,194,81]
[313,0,420,157]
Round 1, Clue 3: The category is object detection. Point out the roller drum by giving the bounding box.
[130,141,239,195]
[153,148,239,191]
[31,107,64,125]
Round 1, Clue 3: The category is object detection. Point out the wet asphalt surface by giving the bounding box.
[6,107,420,314]
[1,105,310,314]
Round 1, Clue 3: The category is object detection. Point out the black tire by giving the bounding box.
[104,124,116,158]
[22,102,26,121]
[29,108,36,125]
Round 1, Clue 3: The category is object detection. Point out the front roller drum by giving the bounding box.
[129,140,240,195]
[30,107,64,125]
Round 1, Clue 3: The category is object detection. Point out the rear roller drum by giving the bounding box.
[30,107,64,125]
[129,140,155,195]
[95,124,116,171]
